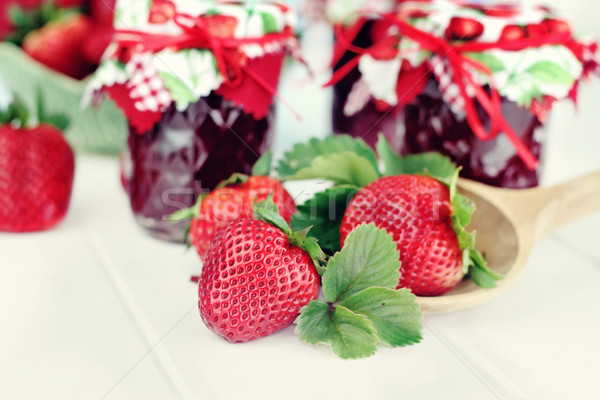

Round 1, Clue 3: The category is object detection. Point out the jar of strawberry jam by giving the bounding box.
[329,0,599,188]
[85,0,297,241]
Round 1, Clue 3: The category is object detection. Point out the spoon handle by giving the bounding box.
[532,171,600,238]
[459,171,600,240]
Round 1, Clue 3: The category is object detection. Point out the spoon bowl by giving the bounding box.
[417,171,600,313]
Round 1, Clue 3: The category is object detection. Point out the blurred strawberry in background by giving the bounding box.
[1,0,116,79]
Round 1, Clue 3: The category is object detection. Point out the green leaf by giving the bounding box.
[452,194,474,228]
[158,71,196,107]
[330,305,378,359]
[276,135,378,178]
[286,153,379,187]
[295,300,335,345]
[292,185,359,254]
[526,61,574,86]
[376,133,402,176]
[340,287,422,347]
[254,195,292,236]
[464,52,506,73]
[251,150,273,177]
[467,249,502,288]
[322,224,400,303]
[215,173,248,189]
[296,301,378,359]
[376,136,457,185]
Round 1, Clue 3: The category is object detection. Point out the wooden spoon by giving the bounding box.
[417,171,600,313]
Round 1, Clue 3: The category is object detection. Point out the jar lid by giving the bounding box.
[84,0,298,132]
[329,0,600,170]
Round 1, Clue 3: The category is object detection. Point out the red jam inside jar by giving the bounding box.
[124,93,274,242]
[332,20,545,188]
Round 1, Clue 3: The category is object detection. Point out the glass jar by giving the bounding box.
[334,75,545,188]
[330,1,597,189]
[124,94,274,242]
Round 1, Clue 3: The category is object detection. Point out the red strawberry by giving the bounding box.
[22,13,95,79]
[340,175,464,296]
[499,24,526,41]
[89,0,115,25]
[198,201,321,343]
[0,0,44,40]
[445,17,484,42]
[81,23,113,65]
[0,102,74,233]
[190,176,296,259]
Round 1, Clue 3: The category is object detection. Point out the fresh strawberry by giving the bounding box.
[0,0,44,41]
[499,25,526,41]
[22,13,95,79]
[89,0,115,25]
[189,175,296,260]
[340,175,464,296]
[444,17,484,41]
[275,135,501,296]
[81,23,113,64]
[198,198,322,343]
[0,98,74,233]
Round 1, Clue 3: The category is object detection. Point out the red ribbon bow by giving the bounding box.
[327,13,581,171]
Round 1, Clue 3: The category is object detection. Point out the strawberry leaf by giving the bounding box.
[449,168,503,286]
[255,195,326,268]
[296,301,378,360]
[276,135,378,178]
[254,195,292,236]
[285,153,379,187]
[330,305,378,359]
[215,173,248,189]
[340,287,422,347]
[322,224,400,303]
[251,150,273,177]
[376,135,456,185]
[295,300,334,345]
[291,185,359,255]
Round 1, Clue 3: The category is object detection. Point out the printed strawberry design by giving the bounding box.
[0,97,74,232]
[198,197,322,343]
[340,175,463,296]
[444,17,484,42]
[201,14,238,39]
[541,18,571,35]
[148,0,175,24]
[499,25,526,41]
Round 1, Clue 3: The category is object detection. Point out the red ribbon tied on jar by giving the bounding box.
[326,12,587,171]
